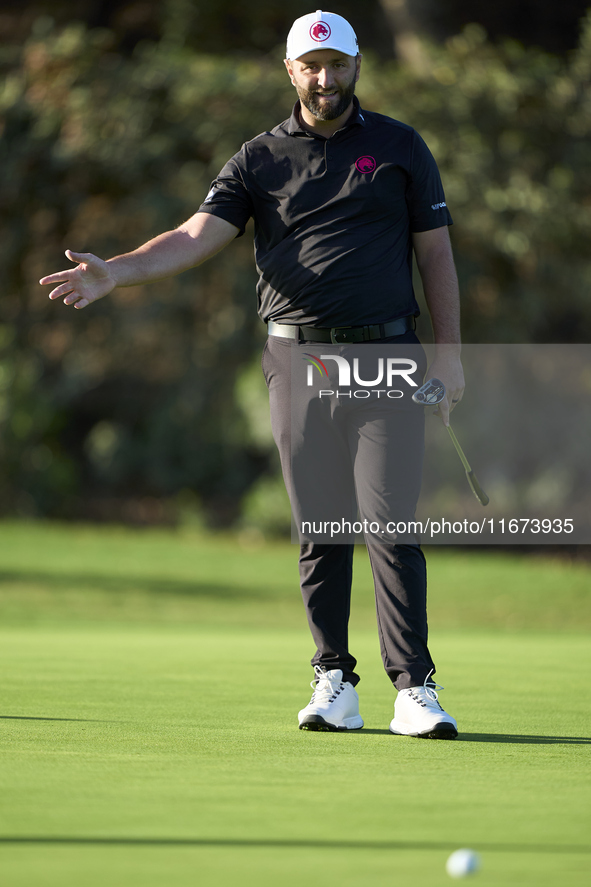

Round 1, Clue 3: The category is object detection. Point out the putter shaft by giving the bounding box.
[447,425,489,506]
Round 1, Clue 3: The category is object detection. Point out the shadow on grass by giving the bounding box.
[2,719,587,743]
[335,730,591,743]
[458,732,591,745]
[0,715,110,723]
[0,836,589,854]
[350,728,391,735]
[0,570,266,601]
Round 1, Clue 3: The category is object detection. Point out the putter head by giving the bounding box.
[412,378,446,406]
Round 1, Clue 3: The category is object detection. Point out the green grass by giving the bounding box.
[0,521,590,886]
[0,520,590,630]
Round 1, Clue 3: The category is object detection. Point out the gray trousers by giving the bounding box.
[261,330,436,691]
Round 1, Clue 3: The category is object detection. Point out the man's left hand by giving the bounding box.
[424,353,465,426]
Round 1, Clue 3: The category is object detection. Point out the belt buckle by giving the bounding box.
[330,326,357,344]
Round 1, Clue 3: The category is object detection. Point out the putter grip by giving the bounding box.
[467,470,489,507]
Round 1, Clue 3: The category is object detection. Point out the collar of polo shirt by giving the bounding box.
[287,95,366,136]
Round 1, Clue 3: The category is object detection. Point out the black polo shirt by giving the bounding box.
[198,98,452,327]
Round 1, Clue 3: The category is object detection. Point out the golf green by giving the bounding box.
[1,625,589,886]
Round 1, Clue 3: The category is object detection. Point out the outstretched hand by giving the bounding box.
[40,250,116,309]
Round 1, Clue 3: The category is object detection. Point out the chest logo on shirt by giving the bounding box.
[309,21,331,42]
[355,156,376,174]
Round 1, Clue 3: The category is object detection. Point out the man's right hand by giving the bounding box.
[40,250,117,309]
[40,215,240,308]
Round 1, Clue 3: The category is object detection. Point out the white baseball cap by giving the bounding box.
[286,10,359,60]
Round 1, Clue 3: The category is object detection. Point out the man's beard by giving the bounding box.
[296,73,356,121]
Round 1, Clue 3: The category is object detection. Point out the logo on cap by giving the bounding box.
[309,21,331,42]
[355,156,377,174]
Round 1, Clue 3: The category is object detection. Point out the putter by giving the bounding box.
[413,378,489,506]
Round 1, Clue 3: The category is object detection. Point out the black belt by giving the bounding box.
[267,315,415,344]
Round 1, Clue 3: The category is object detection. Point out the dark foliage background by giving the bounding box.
[1,2,590,529]
[2,0,590,55]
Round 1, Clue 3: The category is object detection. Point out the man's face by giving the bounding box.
[285,50,361,121]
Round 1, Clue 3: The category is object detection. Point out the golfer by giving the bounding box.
[40,10,464,738]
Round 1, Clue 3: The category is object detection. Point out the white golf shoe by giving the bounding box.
[298,665,364,732]
[389,675,457,739]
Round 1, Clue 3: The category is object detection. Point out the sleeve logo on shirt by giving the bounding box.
[310,21,331,42]
[355,156,376,174]
[431,201,447,210]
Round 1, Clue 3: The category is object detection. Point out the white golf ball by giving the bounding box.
[446,848,481,878]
